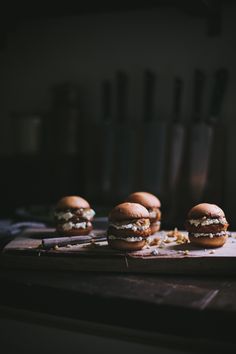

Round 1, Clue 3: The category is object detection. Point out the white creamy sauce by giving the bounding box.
[189,217,226,227]
[62,221,91,231]
[151,221,160,226]
[82,208,95,220]
[55,211,74,221]
[108,235,145,242]
[149,211,157,218]
[109,222,149,231]
[191,231,227,238]
[55,208,95,221]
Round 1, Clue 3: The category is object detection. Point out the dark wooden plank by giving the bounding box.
[2,228,236,275]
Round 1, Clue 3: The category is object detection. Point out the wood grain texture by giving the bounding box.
[1,228,236,275]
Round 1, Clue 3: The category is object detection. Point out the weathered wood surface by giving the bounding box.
[1,228,236,275]
[0,268,236,351]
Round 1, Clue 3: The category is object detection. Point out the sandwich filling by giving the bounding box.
[151,220,161,226]
[61,221,92,231]
[55,208,95,231]
[189,231,228,238]
[55,208,95,222]
[107,235,148,242]
[109,218,150,232]
[188,217,227,227]
[149,210,157,219]
[148,207,161,220]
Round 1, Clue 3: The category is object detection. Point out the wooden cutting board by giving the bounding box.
[1,228,236,275]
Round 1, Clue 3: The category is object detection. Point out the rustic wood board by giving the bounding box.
[1,228,236,275]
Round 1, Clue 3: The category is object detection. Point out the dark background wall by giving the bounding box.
[1,1,236,227]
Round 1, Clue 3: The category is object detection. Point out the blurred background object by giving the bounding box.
[0,1,235,228]
[139,70,168,201]
[112,71,138,202]
[11,112,42,155]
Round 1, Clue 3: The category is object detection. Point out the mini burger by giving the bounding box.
[55,196,95,236]
[185,203,229,248]
[126,191,161,234]
[107,202,152,251]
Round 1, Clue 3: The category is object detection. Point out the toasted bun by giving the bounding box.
[56,224,92,236]
[109,202,149,221]
[56,196,90,210]
[107,238,146,251]
[150,221,161,234]
[188,203,225,219]
[189,234,228,248]
[126,192,161,208]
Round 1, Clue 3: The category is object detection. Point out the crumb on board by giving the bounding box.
[149,237,161,246]
[183,250,189,256]
[166,228,189,244]
[151,249,159,256]
[209,250,215,254]
[53,245,59,250]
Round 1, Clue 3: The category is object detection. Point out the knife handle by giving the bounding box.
[193,69,206,123]
[143,70,156,122]
[101,80,112,122]
[209,68,229,122]
[116,71,128,123]
[173,77,183,123]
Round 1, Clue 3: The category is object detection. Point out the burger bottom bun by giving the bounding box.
[150,222,161,234]
[189,234,228,248]
[107,238,146,251]
[56,225,92,236]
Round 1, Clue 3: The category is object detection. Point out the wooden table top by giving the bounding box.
[1,219,236,352]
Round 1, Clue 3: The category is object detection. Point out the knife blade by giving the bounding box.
[112,71,137,200]
[141,70,168,197]
[41,233,107,250]
[99,80,115,201]
[167,77,185,193]
[188,69,209,203]
[204,68,229,203]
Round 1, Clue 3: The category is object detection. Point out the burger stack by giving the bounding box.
[126,191,161,234]
[107,202,152,251]
[55,196,95,236]
[185,203,229,248]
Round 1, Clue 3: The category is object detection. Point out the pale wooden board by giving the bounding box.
[1,228,236,275]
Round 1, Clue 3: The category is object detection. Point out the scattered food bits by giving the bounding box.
[176,240,183,244]
[151,249,159,256]
[149,237,161,246]
[53,245,59,250]
[159,244,165,249]
[164,237,174,243]
[167,227,179,238]
[209,250,215,254]
[183,250,189,256]
[166,228,189,244]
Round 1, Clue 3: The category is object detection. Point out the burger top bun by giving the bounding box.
[56,196,90,210]
[126,191,161,209]
[187,203,225,219]
[109,202,149,221]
